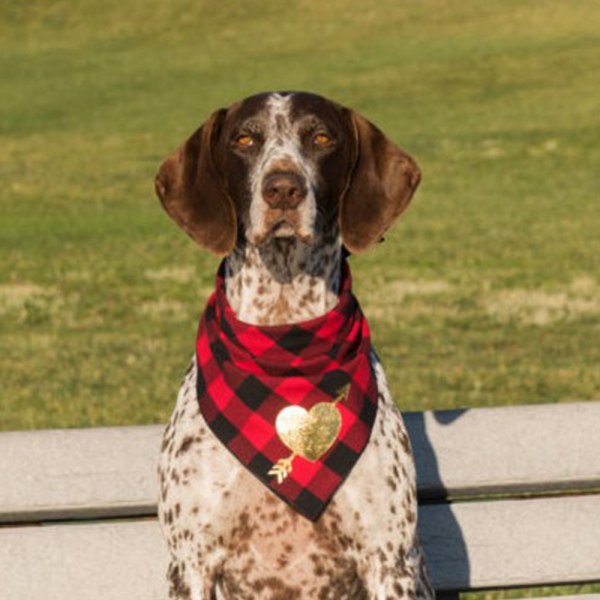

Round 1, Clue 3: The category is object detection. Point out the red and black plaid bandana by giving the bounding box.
[196,260,378,521]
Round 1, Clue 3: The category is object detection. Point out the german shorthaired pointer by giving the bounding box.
[155,92,434,600]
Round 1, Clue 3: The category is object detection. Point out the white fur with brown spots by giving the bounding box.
[156,92,433,599]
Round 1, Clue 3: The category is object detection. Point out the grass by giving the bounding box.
[1,0,598,435]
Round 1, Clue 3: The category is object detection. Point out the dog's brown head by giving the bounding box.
[155,92,420,255]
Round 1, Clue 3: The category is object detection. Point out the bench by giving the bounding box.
[1,400,599,599]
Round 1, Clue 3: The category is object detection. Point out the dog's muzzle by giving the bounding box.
[258,169,314,242]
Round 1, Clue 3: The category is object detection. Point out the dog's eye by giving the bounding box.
[235,135,254,147]
[314,133,332,147]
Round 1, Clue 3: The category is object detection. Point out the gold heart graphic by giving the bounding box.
[275,402,342,461]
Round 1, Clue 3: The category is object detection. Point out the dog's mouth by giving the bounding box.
[251,212,315,246]
[272,220,296,238]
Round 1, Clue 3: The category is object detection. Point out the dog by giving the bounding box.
[155,91,434,600]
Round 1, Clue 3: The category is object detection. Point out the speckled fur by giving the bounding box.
[157,92,433,599]
[224,231,341,326]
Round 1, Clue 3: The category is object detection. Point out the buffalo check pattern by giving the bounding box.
[196,260,378,521]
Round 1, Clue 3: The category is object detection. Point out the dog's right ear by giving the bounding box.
[154,109,236,256]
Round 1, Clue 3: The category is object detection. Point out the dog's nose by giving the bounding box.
[262,172,306,210]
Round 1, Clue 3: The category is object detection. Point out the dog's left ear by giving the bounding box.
[154,109,237,256]
[340,111,421,254]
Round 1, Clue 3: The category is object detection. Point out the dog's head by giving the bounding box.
[155,92,420,255]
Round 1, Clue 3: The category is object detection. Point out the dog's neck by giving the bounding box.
[224,233,342,326]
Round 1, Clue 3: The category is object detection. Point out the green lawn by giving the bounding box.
[1,0,598,433]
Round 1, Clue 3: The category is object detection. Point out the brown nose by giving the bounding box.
[262,172,306,209]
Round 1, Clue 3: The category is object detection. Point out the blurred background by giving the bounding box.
[1,0,598,431]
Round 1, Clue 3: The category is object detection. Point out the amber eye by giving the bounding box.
[235,134,254,147]
[314,133,332,146]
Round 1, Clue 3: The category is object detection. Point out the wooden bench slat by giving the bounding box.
[1,401,599,522]
[419,494,600,589]
[1,495,598,597]
[0,520,169,600]
[0,425,162,522]
[407,400,600,499]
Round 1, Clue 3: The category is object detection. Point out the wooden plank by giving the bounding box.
[0,496,598,598]
[0,425,162,522]
[0,520,169,600]
[1,401,599,521]
[406,400,600,499]
[419,495,600,590]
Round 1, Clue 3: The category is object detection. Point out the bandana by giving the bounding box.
[195,260,378,521]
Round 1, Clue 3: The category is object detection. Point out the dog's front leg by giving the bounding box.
[167,559,214,600]
[364,541,435,600]
[365,569,431,600]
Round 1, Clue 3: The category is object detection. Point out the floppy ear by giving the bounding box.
[340,112,421,254]
[154,109,236,256]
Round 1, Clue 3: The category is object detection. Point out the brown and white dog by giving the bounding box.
[155,92,434,600]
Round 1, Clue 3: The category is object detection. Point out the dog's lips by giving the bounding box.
[252,213,315,245]
[272,221,296,237]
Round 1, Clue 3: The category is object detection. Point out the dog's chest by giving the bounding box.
[158,356,418,594]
